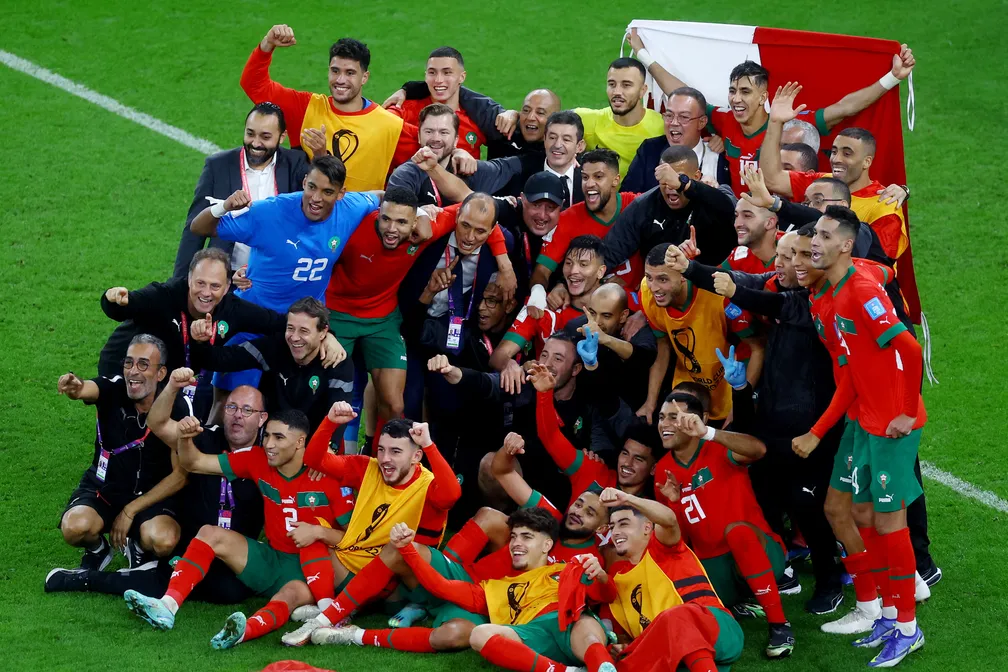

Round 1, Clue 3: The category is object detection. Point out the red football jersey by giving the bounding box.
[219,448,352,555]
[326,206,506,318]
[393,98,486,159]
[537,192,643,289]
[830,266,926,436]
[654,441,782,559]
[503,303,582,358]
[708,106,826,198]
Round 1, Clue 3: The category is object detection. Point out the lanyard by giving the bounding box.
[482,334,494,356]
[97,417,150,456]
[429,177,442,207]
[219,477,235,512]
[180,311,216,368]
[238,147,278,200]
[522,232,532,267]
[444,247,477,319]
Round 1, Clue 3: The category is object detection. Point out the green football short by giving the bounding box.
[509,612,579,667]
[829,418,857,494]
[708,606,745,669]
[328,309,407,371]
[237,537,305,597]
[851,423,923,513]
[404,547,488,627]
[700,529,786,607]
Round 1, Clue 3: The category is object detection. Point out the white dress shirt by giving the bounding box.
[545,159,577,208]
[427,232,482,318]
[231,151,278,269]
[693,139,720,184]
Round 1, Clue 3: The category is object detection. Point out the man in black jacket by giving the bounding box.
[172,102,310,278]
[602,145,737,272]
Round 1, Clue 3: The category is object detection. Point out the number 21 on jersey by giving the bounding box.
[681,493,707,524]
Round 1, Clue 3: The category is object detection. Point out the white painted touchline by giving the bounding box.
[921,461,1008,514]
[0,49,221,156]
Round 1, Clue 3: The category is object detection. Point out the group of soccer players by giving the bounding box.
[46,21,938,671]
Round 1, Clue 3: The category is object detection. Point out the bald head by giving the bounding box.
[774,231,799,288]
[223,385,267,448]
[520,89,562,143]
[587,283,630,336]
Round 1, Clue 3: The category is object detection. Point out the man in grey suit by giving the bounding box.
[171,102,311,277]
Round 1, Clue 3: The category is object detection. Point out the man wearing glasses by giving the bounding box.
[49,335,184,576]
[623,87,728,193]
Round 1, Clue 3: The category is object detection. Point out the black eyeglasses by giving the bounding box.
[662,112,704,124]
[224,403,265,418]
[122,357,152,372]
[803,195,845,208]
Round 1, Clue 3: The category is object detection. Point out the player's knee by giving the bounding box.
[468,624,494,651]
[60,508,100,545]
[141,518,180,557]
[433,620,474,650]
[195,523,226,548]
[274,579,313,607]
[824,494,849,527]
[379,394,405,419]
[473,506,506,530]
[851,503,874,529]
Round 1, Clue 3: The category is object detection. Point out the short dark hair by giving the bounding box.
[823,205,861,239]
[609,57,647,80]
[645,242,673,267]
[128,334,168,368]
[188,248,231,278]
[668,86,708,113]
[329,38,370,70]
[660,145,699,172]
[507,507,559,541]
[729,61,770,88]
[544,330,579,362]
[380,418,418,444]
[796,223,817,238]
[580,148,620,173]
[269,409,310,437]
[671,382,712,413]
[663,391,706,416]
[428,46,464,67]
[383,185,419,209]
[460,191,498,222]
[812,177,852,205]
[837,127,877,155]
[609,504,647,521]
[288,297,329,331]
[545,110,584,142]
[781,142,819,172]
[623,421,662,458]
[565,235,604,264]
[246,102,286,134]
[310,155,347,188]
[418,103,460,133]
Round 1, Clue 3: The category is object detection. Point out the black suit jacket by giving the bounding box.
[171,146,310,277]
[497,154,584,208]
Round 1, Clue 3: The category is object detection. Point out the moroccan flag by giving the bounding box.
[626,20,922,322]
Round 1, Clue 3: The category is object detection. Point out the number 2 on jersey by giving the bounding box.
[283,507,299,531]
[292,258,328,282]
[681,493,707,524]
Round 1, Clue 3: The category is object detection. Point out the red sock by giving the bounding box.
[372,415,388,452]
[164,537,215,606]
[241,600,290,642]
[860,526,893,611]
[724,525,786,624]
[300,540,335,603]
[884,527,916,624]
[320,555,396,625]
[362,628,436,652]
[481,634,562,672]
[842,550,878,603]
[684,652,718,672]
[584,641,615,672]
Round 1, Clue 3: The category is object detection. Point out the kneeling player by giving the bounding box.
[655,393,796,658]
[124,410,348,648]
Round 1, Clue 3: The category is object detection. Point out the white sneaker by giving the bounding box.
[914,571,931,603]
[290,605,321,622]
[311,624,363,646]
[821,600,881,635]
[281,619,323,646]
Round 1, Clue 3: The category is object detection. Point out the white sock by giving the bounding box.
[314,613,332,627]
[896,619,917,636]
[85,538,105,553]
[317,598,333,612]
[856,599,881,614]
[881,605,897,620]
[352,627,365,646]
[161,595,179,615]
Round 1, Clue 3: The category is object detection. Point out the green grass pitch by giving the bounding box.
[1,1,1005,670]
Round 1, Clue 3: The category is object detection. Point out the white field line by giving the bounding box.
[0,49,220,155]
[4,49,1008,517]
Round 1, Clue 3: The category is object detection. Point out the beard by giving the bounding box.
[244,141,277,168]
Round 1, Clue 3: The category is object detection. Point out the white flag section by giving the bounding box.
[624,21,760,109]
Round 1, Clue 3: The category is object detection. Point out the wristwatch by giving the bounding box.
[676,173,691,193]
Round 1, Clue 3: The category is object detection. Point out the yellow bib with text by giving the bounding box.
[333,459,432,573]
[610,549,684,638]
[482,564,563,626]
[302,94,404,192]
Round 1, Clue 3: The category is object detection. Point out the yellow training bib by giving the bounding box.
[334,459,432,573]
[482,564,563,626]
[610,550,684,638]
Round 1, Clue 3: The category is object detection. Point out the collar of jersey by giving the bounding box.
[673,439,707,469]
[277,464,308,482]
[588,192,623,227]
[664,280,695,316]
[831,265,857,296]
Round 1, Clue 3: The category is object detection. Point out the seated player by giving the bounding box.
[655,393,795,658]
[279,407,461,645]
[582,487,744,672]
[123,410,349,649]
[53,335,183,573]
[386,511,618,672]
[530,362,659,506]
[190,297,353,434]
